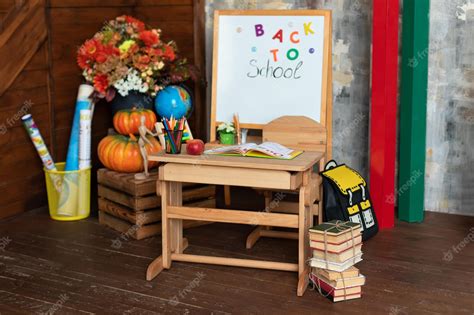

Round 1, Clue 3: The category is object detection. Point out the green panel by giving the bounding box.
[398,0,430,222]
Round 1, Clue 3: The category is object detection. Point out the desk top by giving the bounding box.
[149,145,324,172]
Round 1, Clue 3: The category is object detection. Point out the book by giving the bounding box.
[309,230,362,244]
[312,266,359,281]
[309,253,363,272]
[310,273,363,302]
[312,244,363,263]
[310,235,362,253]
[315,273,366,289]
[310,274,362,297]
[320,288,362,302]
[203,142,303,160]
[309,220,361,235]
[309,220,361,243]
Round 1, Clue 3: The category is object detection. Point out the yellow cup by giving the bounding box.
[44,162,91,221]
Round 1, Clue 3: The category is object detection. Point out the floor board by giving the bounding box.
[0,209,473,314]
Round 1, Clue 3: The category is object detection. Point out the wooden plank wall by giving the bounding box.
[0,42,51,219]
[48,0,202,163]
[0,0,14,24]
[0,0,205,219]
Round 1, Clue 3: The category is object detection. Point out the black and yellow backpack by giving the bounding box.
[321,160,378,240]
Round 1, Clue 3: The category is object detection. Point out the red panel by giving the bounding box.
[369,0,399,229]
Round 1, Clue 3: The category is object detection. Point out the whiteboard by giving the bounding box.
[211,10,331,139]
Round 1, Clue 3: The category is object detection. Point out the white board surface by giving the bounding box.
[213,12,328,126]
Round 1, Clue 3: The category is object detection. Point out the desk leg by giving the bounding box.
[146,179,186,281]
[297,176,311,296]
[146,256,164,281]
[162,180,183,268]
[170,182,184,254]
[161,180,172,268]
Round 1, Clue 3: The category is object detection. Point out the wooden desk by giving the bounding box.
[146,147,324,296]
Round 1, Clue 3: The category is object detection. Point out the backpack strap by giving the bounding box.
[324,159,338,170]
[359,184,366,201]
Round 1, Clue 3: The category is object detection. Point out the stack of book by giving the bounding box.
[308,220,365,302]
[310,266,365,302]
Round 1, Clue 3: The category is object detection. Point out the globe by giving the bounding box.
[154,85,192,119]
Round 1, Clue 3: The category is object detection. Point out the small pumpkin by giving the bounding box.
[98,134,161,173]
[113,108,157,135]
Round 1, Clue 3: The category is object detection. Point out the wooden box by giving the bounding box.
[97,168,215,240]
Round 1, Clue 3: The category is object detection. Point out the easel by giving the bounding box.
[209,10,333,211]
[210,9,333,141]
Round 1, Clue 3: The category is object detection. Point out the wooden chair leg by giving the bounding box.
[318,185,323,224]
[182,237,189,251]
[318,208,323,223]
[246,226,263,249]
[246,191,272,249]
[224,185,231,207]
[298,185,309,277]
[319,159,325,224]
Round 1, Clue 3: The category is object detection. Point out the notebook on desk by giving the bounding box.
[203,142,303,160]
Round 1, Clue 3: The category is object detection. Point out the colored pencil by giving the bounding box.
[162,118,177,153]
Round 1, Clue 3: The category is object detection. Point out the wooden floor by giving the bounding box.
[0,209,473,314]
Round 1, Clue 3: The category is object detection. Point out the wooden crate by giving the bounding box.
[97,184,215,211]
[97,168,216,240]
[98,198,215,240]
[97,168,207,198]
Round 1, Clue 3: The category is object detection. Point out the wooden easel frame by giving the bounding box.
[210,9,333,158]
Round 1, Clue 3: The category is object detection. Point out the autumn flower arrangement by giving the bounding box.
[77,15,194,100]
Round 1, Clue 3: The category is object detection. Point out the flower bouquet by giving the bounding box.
[77,15,195,101]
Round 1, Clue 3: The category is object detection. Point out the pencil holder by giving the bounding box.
[163,129,184,154]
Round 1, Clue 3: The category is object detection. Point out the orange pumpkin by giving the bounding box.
[113,108,157,135]
[98,134,161,173]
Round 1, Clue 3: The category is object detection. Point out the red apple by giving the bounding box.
[186,139,205,155]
